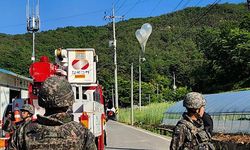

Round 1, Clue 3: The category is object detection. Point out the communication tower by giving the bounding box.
[26,0,40,62]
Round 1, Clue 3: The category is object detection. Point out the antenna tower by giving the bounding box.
[26,0,40,62]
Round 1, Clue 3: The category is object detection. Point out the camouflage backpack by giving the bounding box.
[179,119,215,150]
[23,121,86,150]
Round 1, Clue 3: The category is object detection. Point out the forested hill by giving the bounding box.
[0,3,250,106]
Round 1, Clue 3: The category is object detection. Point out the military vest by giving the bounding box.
[179,119,215,150]
[22,121,85,150]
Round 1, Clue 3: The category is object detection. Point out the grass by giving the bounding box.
[118,102,174,126]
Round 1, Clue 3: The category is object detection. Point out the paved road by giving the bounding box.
[105,120,171,150]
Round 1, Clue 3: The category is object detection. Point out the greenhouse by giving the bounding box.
[162,90,250,134]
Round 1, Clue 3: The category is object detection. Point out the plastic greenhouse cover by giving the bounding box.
[165,90,250,115]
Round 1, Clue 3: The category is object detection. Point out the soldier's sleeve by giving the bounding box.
[82,129,97,150]
[170,123,186,150]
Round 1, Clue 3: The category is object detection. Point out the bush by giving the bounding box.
[118,102,174,126]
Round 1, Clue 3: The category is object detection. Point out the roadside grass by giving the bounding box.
[118,102,174,126]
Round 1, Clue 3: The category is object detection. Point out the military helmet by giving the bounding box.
[38,76,74,109]
[183,92,206,109]
[21,104,35,115]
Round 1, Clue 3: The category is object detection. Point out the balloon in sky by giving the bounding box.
[135,23,152,53]
[135,29,143,44]
[141,23,152,38]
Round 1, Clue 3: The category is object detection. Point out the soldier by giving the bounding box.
[7,76,97,150]
[170,92,215,150]
[7,104,35,150]
[18,104,35,127]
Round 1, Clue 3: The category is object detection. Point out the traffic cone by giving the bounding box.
[13,108,21,123]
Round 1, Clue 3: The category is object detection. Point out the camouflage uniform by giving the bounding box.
[7,119,32,150]
[7,104,35,149]
[170,92,215,150]
[7,76,97,150]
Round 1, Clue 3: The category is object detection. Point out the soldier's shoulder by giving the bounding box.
[174,119,190,131]
[63,121,91,133]
[176,119,189,127]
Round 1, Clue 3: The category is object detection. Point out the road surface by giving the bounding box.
[105,120,171,150]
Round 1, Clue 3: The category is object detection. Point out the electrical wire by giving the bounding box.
[114,0,121,9]
[43,9,104,23]
[181,0,191,9]
[195,0,203,6]
[0,9,106,30]
[122,0,141,16]
[149,0,164,16]
[172,0,221,45]
[116,0,127,14]
[173,0,185,12]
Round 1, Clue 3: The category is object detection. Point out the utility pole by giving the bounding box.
[173,72,177,92]
[131,63,134,125]
[26,0,40,62]
[112,85,114,107]
[105,5,124,117]
[139,53,142,110]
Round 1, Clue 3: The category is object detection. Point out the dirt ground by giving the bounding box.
[213,133,250,144]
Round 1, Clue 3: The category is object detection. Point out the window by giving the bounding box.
[76,87,79,99]
[93,89,100,103]
[82,87,88,100]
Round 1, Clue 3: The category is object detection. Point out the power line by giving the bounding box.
[122,0,141,16]
[149,0,163,16]
[0,23,25,29]
[0,9,105,30]
[112,0,152,16]
[116,0,127,14]
[195,0,203,6]
[43,9,104,22]
[121,0,153,16]
[181,0,191,9]
[173,0,185,12]
[172,0,221,45]
[114,0,122,9]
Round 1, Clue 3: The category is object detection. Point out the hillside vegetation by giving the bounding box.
[0,3,250,106]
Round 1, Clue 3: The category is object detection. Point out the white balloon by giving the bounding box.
[135,29,143,44]
[135,23,152,52]
[139,28,147,40]
[142,23,152,37]
[136,29,147,44]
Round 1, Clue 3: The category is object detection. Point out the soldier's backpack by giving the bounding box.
[179,119,215,150]
[21,121,86,150]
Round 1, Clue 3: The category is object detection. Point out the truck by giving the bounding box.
[28,48,106,149]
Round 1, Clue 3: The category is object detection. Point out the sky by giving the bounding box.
[0,0,245,35]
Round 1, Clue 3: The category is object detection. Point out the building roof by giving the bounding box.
[165,90,250,115]
[0,68,32,81]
